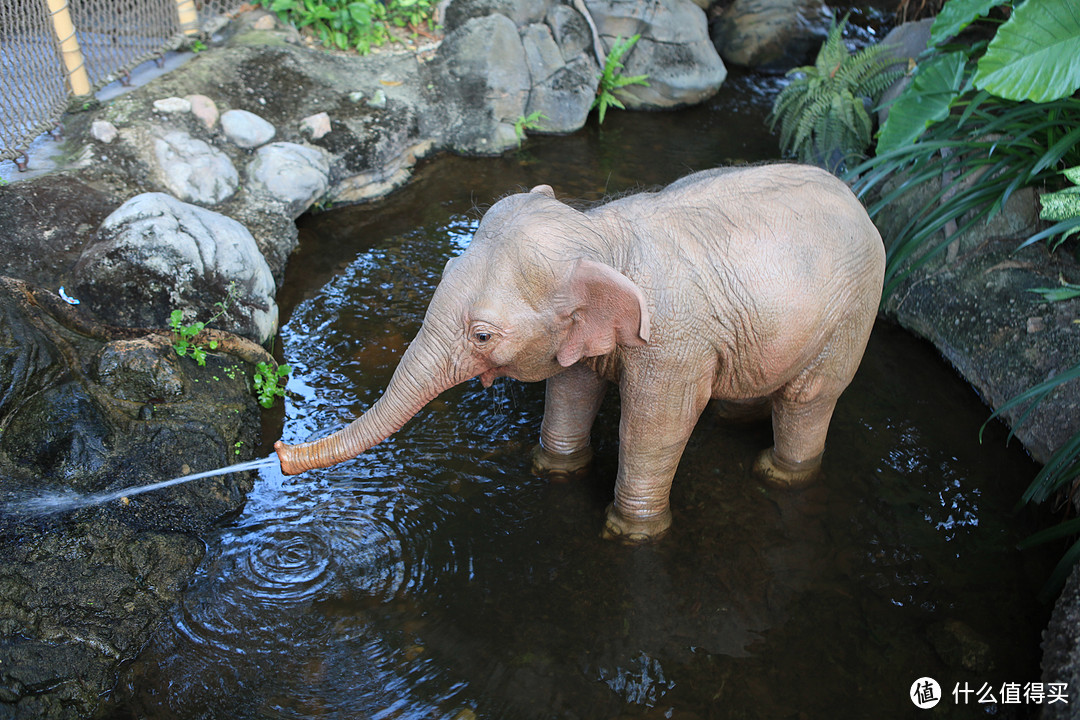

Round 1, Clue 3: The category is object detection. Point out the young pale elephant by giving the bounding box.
[275,164,885,541]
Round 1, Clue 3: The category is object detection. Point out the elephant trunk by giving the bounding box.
[274,322,478,475]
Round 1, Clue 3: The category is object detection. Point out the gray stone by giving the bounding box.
[545,3,593,62]
[430,13,530,154]
[520,23,598,133]
[91,119,118,143]
[72,192,278,344]
[711,0,831,71]
[586,0,727,108]
[221,108,277,148]
[443,0,550,32]
[876,19,935,125]
[247,142,331,217]
[153,130,239,205]
[186,93,220,129]
[300,111,332,139]
[153,96,192,113]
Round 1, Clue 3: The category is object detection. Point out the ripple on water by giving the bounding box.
[173,487,408,661]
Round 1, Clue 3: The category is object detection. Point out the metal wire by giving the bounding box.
[1,0,244,165]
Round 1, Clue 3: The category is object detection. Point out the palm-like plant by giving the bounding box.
[770,16,903,172]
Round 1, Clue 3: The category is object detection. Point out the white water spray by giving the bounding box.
[4,455,280,517]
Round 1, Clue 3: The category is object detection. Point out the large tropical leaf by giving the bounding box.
[875,51,967,154]
[929,0,1006,46]
[973,0,1080,102]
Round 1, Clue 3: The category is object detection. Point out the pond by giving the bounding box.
[105,69,1055,719]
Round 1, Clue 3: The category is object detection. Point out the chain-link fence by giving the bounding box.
[0,0,243,167]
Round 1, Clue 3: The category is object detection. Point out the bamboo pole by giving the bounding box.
[175,0,199,35]
[45,0,91,96]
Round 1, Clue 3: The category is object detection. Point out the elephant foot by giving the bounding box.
[601,503,671,543]
[530,443,593,482]
[753,447,822,489]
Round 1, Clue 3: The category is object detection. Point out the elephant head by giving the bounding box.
[274,185,651,475]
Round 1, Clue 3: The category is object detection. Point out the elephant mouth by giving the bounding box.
[478,368,503,388]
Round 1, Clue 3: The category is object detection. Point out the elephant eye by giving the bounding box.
[469,323,498,347]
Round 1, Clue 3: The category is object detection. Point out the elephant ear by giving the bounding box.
[556,259,651,367]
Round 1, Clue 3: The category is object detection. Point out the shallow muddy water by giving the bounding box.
[107,70,1056,719]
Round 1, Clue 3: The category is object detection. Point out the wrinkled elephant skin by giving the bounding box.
[275,164,885,540]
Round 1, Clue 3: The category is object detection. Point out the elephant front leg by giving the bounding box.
[604,374,710,542]
[531,363,607,479]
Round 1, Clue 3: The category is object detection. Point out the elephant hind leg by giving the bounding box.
[754,390,839,489]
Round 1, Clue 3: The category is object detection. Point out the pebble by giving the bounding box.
[221,108,276,148]
[153,96,192,114]
[186,94,219,130]
[300,112,331,140]
[91,120,118,143]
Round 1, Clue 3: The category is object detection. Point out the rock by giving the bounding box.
[153,130,239,205]
[0,278,260,718]
[220,108,277,148]
[521,22,599,133]
[72,192,278,344]
[928,620,995,673]
[246,142,331,217]
[586,0,727,108]
[430,13,531,155]
[300,111,332,140]
[94,334,187,402]
[545,3,594,61]
[91,120,118,143]
[443,0,550,32]
[367,88,388,109]
[876,19,934,125]
[152,96,192,113]
[710,0,831,71]
[1043,562,1080,720]
[186,93,220,130]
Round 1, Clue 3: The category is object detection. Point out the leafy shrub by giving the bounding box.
[769,16,903,172]
[591,35,650,124]
[847,0,1080,594]
[257,0,438,54]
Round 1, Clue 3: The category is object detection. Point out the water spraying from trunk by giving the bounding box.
[3,456,279,517]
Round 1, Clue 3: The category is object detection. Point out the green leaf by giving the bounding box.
[1065,165,1080,185]
[876,51,967,154]
[973,0,1080,102]
[929,0,1007,46]
[1040,185,1080,221]
[1027,284,1080,303]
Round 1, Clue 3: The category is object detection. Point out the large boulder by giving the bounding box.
[586,0,727,108]
[429,13,532,155]
[710,0,831,71]
[72,193,278,344]
[0,277,265,719]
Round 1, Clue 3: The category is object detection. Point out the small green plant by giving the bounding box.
[769,15,903,172]
[591,34,650,124]
[169,285,239,366]
[169,308,220,366]
[190,39,207,52]
[258,0,437,54]
[514,111,548,141]
[234,440,244,456]
[254,361,291,409]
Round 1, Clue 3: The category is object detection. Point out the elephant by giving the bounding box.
[275,163,885,541]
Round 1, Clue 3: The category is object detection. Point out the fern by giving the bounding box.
[769,16,905,173]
